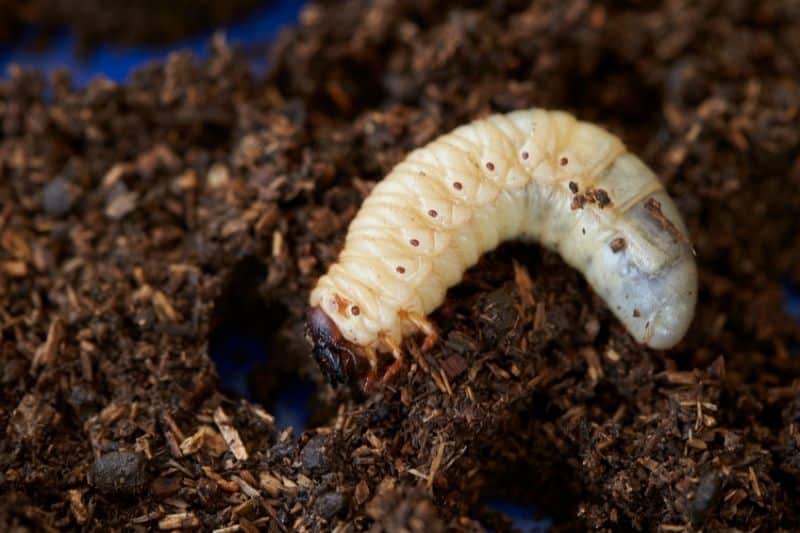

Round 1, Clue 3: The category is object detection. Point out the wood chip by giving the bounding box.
[158,512,201,530]
[440,354,468,380]
[427,441,445,490]
[0,259,27,276]
[259,472,283,497]
[105,191,139,219]
[32,318,64,369]
[179,425,227,457]
[152,290,181,322]
[202,466,240,493]
[354,480,370,505]
[512,260,535,307]
[214,406,249,461]
[68,489,89,524]
[748,466,762,500]
[232,474,261,498]
[580,347,603,383]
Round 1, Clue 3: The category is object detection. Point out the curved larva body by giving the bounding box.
[309,109,697,385]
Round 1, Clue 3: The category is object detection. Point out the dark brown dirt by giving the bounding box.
[0,1,265,54]
[1,0,800,531]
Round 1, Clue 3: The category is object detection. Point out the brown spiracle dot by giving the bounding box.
[351,306,360,316]
[396,266,406,274]
[560,157,569,166]
[453,181,463,190]
[485,162,495,171]
[409,238,420,247]
[569,181,579,193]
[428,209,437,217]
[610,237,626,253]
[521,151,529,160]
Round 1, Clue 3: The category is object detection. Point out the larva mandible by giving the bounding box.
[306,108,698,392]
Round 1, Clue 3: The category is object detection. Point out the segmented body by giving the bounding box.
[310,109,697,359]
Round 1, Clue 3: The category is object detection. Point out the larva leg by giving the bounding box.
[401,311,439,352]
[362,369,379,394]
[363,345,379,366]
[357,346,379,392]
[379,334,405,384]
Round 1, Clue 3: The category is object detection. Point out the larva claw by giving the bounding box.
[381,357,405,384]
[403,311,439,352]
[379,334,405,384]
[421,330,438,353]
[361,368,379,394]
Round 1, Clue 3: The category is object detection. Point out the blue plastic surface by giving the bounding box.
[485,500,553,533]
[785,280,800,321]
[0,0,305,85]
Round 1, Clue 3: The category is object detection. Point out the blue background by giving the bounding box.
[0,0,304,86]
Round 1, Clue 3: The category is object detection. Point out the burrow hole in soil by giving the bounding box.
[473,386,604,531]
[208,255,592,529]
[207,255,329,432]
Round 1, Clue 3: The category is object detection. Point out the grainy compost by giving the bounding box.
[0,0,264,54]
[1,0,800,531]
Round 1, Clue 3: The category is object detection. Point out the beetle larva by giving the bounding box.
[307,108,697,391]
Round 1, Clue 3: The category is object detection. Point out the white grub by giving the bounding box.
[310,109,697,353]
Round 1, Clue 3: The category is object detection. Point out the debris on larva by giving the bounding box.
[306,108,698,392]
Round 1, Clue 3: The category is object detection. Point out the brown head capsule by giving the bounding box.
[305,306,371,391]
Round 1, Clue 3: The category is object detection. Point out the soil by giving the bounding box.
[0,1,265,54]
[2,0,800,531]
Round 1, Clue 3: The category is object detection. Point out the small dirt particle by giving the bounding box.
[2,359,28,384]
[9,394,60,442]
[689,471,722,524]
[42,176,74,215]
[269,440,297,461]
[301,434,330,475]
[105,189,139,220]
[315,491,346,520]
[478,288,518,344]
[91,451,148,496]
[197,477,219,505]
[441,354,468,380]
